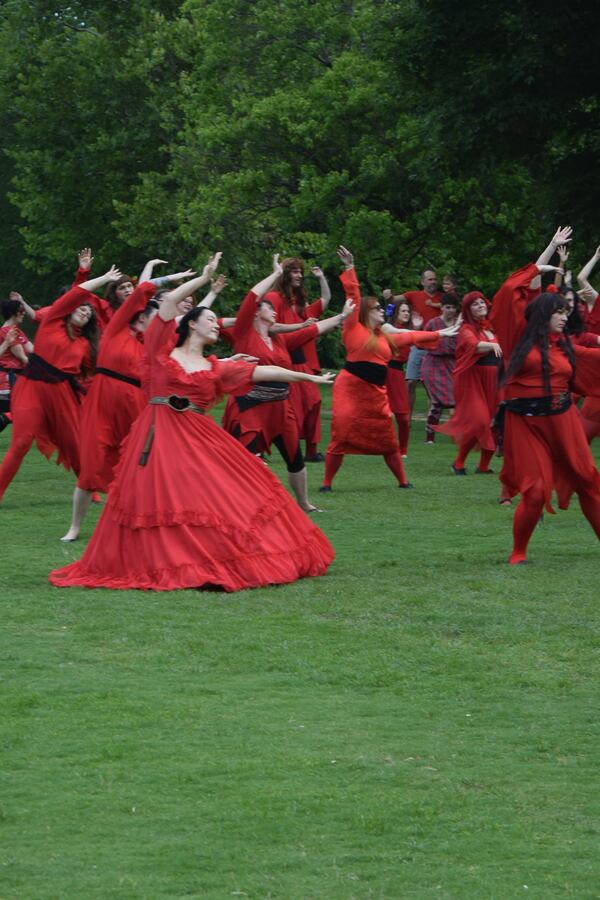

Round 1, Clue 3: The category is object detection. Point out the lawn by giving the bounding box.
[2,390,599,899]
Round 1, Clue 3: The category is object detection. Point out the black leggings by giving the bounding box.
[234,428,305,473]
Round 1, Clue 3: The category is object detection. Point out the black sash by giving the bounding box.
[95,366,141,388]
[476,352,500,367]
[21,353,85,402]
[388,360,405,372]
[492,393,571,438]
[290,347,306,364]
[236,381,289,411]
[344,361,387,386]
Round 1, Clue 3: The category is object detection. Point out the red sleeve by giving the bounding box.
[389,330,440,350]
[102,282,155,339]
[573,345,600,396]
[217,320,234,345]
[215,358,256,395]
[232,291,259,340]
[573,332,600,348]
[282,323,320,352]
[305,298,325,318]
[72,266,88,287]
[452,325,484,376]
[144,313,177,358]
[489,263,539,358]
[339,269,361,340]
[42,286,98,324]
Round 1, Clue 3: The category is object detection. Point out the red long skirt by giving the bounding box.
[289,364,321,444]
[500,406,600,512]
[327,370,398,455]
[385,367,409,415]
[77,374,145,492]
[436,366,497,451]
[49,406,334,592]
[7,376,81,471]
[222,396,300,459]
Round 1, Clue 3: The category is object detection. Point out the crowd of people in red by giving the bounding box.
[2,226,600,587]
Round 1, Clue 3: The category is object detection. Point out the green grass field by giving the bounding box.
[2,390,600,899]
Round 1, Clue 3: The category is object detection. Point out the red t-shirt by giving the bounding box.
[403,290,444,324]
[0,324,29,369]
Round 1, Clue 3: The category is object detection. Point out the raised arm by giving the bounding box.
[44,267,123,324]
[536,225,572,268]
[102,281,157,338]
[199,274,227,309]
[138,258,168,283]
[158,254,221,322]
[311,266,331,310]
[577,245,600,303]
[8,291,37,321]
[233,256,284,339]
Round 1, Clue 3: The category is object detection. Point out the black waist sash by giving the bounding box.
[476,352,500,367]
[236,381,289,411]
[388,360,405,372]
[95,366,141,388]
[21,352,85,402]
[344,361,387,386]
[290,347,306,364]
[492,392,571,437]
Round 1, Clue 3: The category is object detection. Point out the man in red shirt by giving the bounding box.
[397,269,444,413]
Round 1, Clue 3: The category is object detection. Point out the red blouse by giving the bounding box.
[264,290,324,371]
[32,286,97,374]
[231,290,319,367]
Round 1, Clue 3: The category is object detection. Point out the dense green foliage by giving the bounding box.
[1,0,599,307]
[3,395,600,897]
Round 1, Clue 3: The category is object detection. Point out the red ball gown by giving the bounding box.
[49,315,335,592]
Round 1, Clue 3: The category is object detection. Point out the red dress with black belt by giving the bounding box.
[265,290,325,443]
[2,285,96,473]
[76,282,156,492]
[436,323,499,452]
[49,315,335,592]
[222,290,319,458]
[500,340,600,511]
[328,269,439,455]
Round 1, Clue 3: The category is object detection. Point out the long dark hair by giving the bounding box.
[175,305,210,347]
[502,293,575,393]
[65,304,99,376]
[563,289,585,336]
[273,257,307,312]
[105,274,133,311]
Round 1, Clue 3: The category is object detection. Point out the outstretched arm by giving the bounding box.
[252,365,335,385]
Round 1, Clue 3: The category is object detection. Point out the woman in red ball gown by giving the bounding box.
[320,248,456,491]
[0,267,122,504]
[500,292,600,564]
[49,269,335,592]
[437,291,502,475]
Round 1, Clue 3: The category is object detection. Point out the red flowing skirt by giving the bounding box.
[436,366,497,451]
[49,405,334,592]
[9,375,81,471]
[288,371,321,444]
[500,405,600,512]
[385,367,409,415]
[327,370,398,455]
[77,374,145,492]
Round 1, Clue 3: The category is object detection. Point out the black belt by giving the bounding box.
[344,361,387,386]
[388,360,405,372]
[139,395,206,466]
[20,352,85,402]
[492,393,571,438]
[95,366,141,388]
[290,347,306,364]
[236,381,289,411]
[476,352,500,366]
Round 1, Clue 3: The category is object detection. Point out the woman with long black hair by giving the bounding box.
[500,292,600,564]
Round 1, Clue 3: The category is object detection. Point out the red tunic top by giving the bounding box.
[403,290,444,324]
[0,324,29,370]
[264,290,325,372]
[32,286,97,374]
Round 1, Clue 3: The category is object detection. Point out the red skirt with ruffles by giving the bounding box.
[436,365,497,451]
[327,370,398,455]
[500,405,600,513]
[49,404,334,591]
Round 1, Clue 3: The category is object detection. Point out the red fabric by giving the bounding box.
[327,268,439,456]
[489,263,540,358]
[49,315,334,592]
[573,332,600,348]
[0,325,29,370]
[30,286,97,374]
[403,290,444,324]
[265,291,324,372]
[77,282,156,492]
[386,365,409,414]
[436,323,499,452]
[223,290,318,456]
